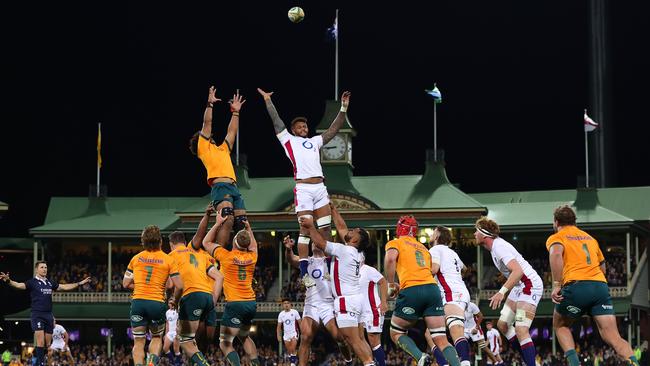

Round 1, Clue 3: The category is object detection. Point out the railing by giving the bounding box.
[478,286,628,300]
[54,287,629,304]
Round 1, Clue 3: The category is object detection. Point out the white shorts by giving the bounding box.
[334,295,362,329]
[303,301,335,326]
[464,329,485,343]
[50,344,68,352]
[507,280,543,307]
[440,287,470,310]
[294,183,329,213]
[361,310,384,334]
[165,331,177,342]
[283,332,299,342]
[488,343,501,356]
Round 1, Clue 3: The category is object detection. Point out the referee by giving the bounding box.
[1,261,90,366]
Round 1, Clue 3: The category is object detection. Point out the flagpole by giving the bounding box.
[97,122,101,197]
[334,9,339,101]
[236,88,240,166]
[585,127,589,188]
[434,101,437,162]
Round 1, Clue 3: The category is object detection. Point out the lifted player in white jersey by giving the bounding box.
[359,263,388,366]
[427,226,472,366]
[300,213,376,366]
[485,321,505,366]
[277,300,302,366]
[284,235,354,366]
[48,319,74,366]
[475,217,543,366]
[258,87,351,288]
[163,299,181,366]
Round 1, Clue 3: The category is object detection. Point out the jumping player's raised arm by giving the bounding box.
[201,86,222,138]
[224,91,245,149]
[320,91,351,145]
[257,88,286,134]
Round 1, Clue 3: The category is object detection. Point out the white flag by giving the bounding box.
[584,110,598,132]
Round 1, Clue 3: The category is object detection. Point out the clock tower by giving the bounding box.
[316,99,358,194]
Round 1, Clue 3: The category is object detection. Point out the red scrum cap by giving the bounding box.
[396,215,418,237]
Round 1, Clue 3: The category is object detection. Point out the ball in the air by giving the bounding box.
[288,7,305,23]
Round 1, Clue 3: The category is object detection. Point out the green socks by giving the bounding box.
[565,349,580,366]
[442,345,462,366]
[145,354,160,366]
[628,355,640,366]
[397,335,423,361]
[226,350,241,366]
[190,352,210,366]
[250,358,261,366]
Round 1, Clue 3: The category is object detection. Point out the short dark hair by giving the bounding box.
[189,131,201,155]
[168,231,186,245]
[142,225,162,250]
[35,260,47,268]
[554,205,577,226]
[290,117,308,127]
[282,298,290,303]
[357,228,370,252]
[435,226,452,245]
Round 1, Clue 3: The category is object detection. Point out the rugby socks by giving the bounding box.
[35,347,45,366]
[441,345,462,366]
[226,350,241,366]
[190,352,210,366]
[397,335,423,361]
[299,259,309,277]
[146,354,160,366]
[454,338,471,366]
[174,352,182,366]
[507,336,521,353]
[564,349,580,366]
[165,351,174,363]
[628,355,640,366]
[432,346,447,366]
[250,358,261,366]
[372,344,386,366]
[289,354,298,365]
[519,338,536,366]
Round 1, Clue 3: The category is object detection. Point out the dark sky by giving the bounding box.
[1,1,649,237]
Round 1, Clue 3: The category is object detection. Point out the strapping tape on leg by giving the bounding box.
[316,215,331,229]
[515,308,533,328]
[150,326,165,336]
[132,331,147,338]
[178,334,196,344]
[234,215,248,232]
[297,235,311,246]
[499,304,515,325]
[238,329,250,338]
[390,322,408,334]
[221,207,234,217]
[429,327,447,338]
[219,333,235,343]
[445,315,465,329]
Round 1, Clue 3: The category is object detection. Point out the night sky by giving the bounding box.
[1,2,649,237]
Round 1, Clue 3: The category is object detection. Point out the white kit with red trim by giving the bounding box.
[359,264,384,333]
[325,241,364,328]
[486,328,501,355]
[463,302,485,342]
[276,129,324,180]
[429,244,471,308]
[490,237,543,306]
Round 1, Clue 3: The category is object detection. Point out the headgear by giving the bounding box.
[396,215,418,237]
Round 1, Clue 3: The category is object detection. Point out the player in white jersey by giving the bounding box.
[162,300,181,366]
[284,236,354,366]
[475,217,543,366]
[485,321,505,366]
[277,300,302,366]
[300,212,376,366]
[258,87,351,288]
[48,319,74,366]
[359,263,388,366]
[427,226,473,366]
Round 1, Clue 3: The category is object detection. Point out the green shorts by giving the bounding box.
[556,280,614,319]
[205,308,218,327]
[179,292,214,322]
[393,284,444,320]
[221,301,256,328]
[211,182,245,210]
[130,299,166,328]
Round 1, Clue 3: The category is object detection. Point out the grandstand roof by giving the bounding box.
[0,200,7,213]
[0,237,35,251]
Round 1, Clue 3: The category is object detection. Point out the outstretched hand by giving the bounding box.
[229,91,246,112]
[283,235,295,250]
[257,88,274,100]
[208,86,222,104]
[79,277,92,286]
[340,91,351,108]
[205,203,215,216]
[215,209,227,226]
[0,272,10,283]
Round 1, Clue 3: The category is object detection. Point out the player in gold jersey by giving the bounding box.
[202,210,261,366]
[385,215,461,366]
[189,86,247,247]
[547,206,639,366]
[122,225,183,366]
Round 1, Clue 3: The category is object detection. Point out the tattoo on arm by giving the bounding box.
[321,112,346,145]
[264,99,286,134]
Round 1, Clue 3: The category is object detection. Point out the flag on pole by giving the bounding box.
[97,123,102,168]
[584,109,598,132]
[327,15,338,40]
[425,84,442,103]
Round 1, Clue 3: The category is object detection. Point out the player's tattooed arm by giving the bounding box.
[257,88,286,134]
[321,91,350,145]
[201,86,222,138]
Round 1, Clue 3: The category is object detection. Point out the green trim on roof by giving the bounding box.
[0,237,35,250]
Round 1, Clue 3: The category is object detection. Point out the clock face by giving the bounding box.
[322,134,346,160]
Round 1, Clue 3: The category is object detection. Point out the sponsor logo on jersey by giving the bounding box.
[231,317,241,325]
[302,141,314,149]
[401,307,415,315]
[601,304,613,310]
[193,309,203,317]
[131,315,144,322]
[566,306,581,314]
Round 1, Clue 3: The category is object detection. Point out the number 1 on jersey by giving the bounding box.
[581,243,592,265]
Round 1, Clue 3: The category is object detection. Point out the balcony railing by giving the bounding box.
[53,287,629,304]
